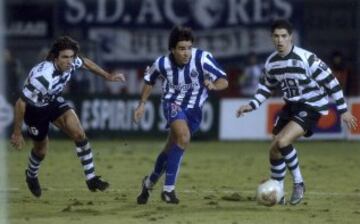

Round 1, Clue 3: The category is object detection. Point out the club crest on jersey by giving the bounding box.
[291,60,298,66]
[190,70,199,78]
[299,111,308,117]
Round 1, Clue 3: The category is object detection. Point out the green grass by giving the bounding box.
[6,140,360,224]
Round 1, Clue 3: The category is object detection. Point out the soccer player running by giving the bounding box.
[236,20,358,205]
[10,36,126,197]
[133,26,228,204]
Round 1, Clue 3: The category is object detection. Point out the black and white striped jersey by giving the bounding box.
[21,57,83,107]
[249,46,347,115]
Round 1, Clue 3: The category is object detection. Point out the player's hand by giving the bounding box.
[341,111,358,130]
[107,72,126,82]
[236,104,253,118]
[144,66,151,74]
[10,132,25,150]
[133,103,145,124]
[204,79,216,90]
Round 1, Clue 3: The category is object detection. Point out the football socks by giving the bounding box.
[75,139,96,180]
[164,144,184,192]
[26,150,44,178]
[280,145,303,184]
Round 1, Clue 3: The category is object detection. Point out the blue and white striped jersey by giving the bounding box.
[144,48,227,109]
[21,57,83,107]
[249,46,347,115]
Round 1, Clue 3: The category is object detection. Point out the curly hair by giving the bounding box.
[45,36,80,61]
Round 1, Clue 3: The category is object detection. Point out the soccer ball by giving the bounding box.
[256,179,284,206]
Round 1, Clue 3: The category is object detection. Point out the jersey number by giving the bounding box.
[281,78,300,98]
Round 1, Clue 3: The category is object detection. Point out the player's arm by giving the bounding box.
[10,98,26,150]
[236,70,276,118]
[133,64,160,123]
[202,52,228,91]
[204,77,228,91]
[133,84,153,124]
[310,57,347,113]
[249,75,275,109]
[310,56,357,130]
[82,57,125,82]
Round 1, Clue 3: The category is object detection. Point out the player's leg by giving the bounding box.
[269,112,290,195]
[137,132,174,204]
[272,121,306,205]
[137,103,197,204]
[274,121,305,183]
[148,132,175,186]
[161,120,190,204]
[269,136,287,188]
[23,104,51,197]
[25,137,49,197]
[26,137,48,177]
[53,109,109,192]
[160,106,201,203]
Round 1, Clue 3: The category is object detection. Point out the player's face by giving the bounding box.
[54,49,75,72]
[272,28,293,56]
[171,40,192,66]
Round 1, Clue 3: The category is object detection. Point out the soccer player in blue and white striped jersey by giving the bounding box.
[10,36,125,197]
[236,20,358,205]
[134,26,228,204]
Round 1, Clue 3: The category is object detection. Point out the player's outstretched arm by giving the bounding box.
[133,84,153,124]
[341,111,358,130]
[10,98,26,150]
[82,57,126,82]
[236,104,253,118]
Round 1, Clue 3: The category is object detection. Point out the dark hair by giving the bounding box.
[46,36,80,61]
[271,19,293,34]
[168,26,194,50]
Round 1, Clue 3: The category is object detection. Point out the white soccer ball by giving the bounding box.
[256,179,284,206]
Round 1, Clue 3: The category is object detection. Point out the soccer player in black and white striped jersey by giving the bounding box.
[10,36,126,197]
[236,20,358,205]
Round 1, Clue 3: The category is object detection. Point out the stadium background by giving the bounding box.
[1,1,360,224]
[3,0,360,141]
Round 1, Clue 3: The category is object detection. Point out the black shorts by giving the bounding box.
[272,101,321,138]
[24,97,72,141]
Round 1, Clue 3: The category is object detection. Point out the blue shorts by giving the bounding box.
[162,102,202,135]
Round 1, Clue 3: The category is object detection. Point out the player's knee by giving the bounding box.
[33,145,48,158]
[269,147,282,159]
[276,136,291,149]
[71,130,86,142]
[269,140,281,159]
[175,132,190,148]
